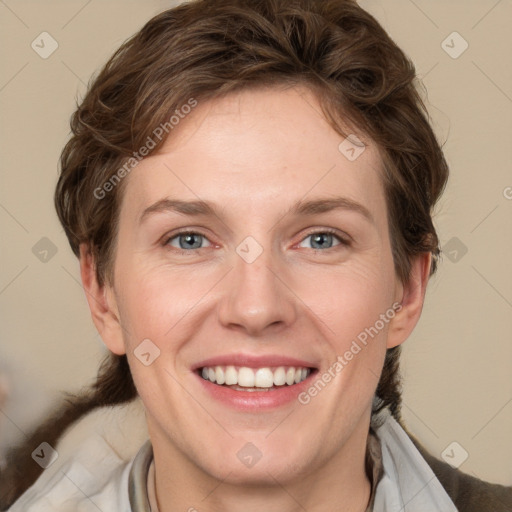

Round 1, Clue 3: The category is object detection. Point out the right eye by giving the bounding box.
[164,231,213,253]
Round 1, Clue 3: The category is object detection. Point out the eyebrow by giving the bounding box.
[139,196,374,225]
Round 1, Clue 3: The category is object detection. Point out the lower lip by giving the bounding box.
[194,371,316,411]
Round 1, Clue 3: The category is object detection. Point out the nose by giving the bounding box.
[217,242,298,337]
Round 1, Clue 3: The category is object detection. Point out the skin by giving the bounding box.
[81,84,431,512]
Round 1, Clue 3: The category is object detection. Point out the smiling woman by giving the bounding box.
[1,0,511,511]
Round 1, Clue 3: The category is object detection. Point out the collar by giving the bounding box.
[128,439,153,511]
[372,410,457,511]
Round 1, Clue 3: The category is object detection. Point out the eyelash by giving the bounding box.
[163,228,351,255]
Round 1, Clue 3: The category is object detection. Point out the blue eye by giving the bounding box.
[298,230,347,250]
[166,232,211,251]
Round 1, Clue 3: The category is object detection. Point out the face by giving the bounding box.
[97,85,411,485]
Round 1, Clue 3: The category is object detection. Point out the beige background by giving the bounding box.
[0,0,511,486]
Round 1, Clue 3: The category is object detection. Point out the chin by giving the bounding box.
[194,437,314,486]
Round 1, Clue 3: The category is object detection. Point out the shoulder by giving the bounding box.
[402,424,512,512]
[8,441,133,512]
[6,399,148,512]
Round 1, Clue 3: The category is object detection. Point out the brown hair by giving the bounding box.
[0,0,448,506]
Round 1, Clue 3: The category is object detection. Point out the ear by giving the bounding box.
[386,252,432,349]
[79,243,126,355]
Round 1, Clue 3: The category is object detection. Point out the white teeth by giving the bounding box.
[273,366,286,386]
[254,368,274,388]
[225,365,237,385]
[215,366,225,385]
[199,365,311,388]
[238,367,255,387]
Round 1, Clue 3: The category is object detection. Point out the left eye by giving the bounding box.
[298,231,345,250]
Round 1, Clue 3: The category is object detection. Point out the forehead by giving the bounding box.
[120,85,387,225]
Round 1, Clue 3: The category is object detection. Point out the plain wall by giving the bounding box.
[0,0,510,486]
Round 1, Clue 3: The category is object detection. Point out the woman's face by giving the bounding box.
[102,85,408,484]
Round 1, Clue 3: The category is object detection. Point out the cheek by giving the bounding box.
[114,262,216,346]
[296,261,396,414]
[296,258,396,339]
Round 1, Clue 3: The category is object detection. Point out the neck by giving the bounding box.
[148,416,372,512]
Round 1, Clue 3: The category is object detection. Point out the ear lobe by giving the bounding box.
[386,252,432,349]
[79,244,126,355]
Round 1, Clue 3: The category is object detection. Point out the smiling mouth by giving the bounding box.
[198,365,315,391]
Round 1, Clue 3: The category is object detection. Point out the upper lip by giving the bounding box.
[192,353,319,371]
